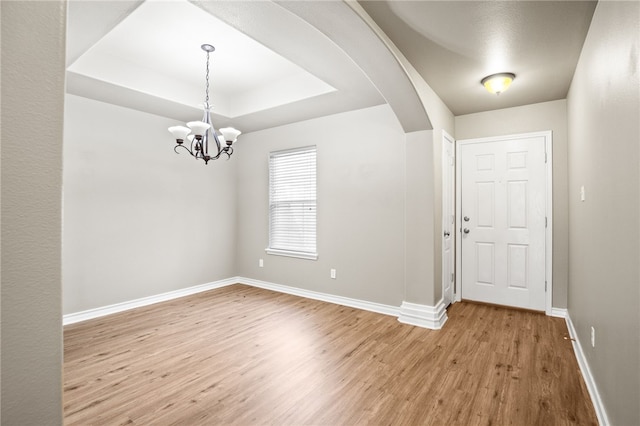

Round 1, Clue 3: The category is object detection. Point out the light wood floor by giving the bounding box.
[64,284,597,425]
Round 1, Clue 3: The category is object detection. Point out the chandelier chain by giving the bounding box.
[205,50,210,107]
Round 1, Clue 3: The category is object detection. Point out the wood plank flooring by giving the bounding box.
[64,284,597,425]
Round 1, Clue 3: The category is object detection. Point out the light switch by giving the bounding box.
[580,185,585,202]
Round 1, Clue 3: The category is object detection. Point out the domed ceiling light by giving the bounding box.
[481,72,516,95]
[168,44,241,165]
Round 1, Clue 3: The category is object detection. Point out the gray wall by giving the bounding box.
[566,2,639,424]
[236,105,406,306]
[349,7,457,306]
[1,1,66,424]
[455,100,569,308]
[405,66,455,306]
[405,130,436,305]
[63,95,237,314]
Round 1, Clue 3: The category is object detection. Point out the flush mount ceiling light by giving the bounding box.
[168,44,241,165]
[481,72,516,95]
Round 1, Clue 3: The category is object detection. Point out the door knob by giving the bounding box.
[463,228,470,234]
[444,231,450,237]
[464,216,470,222]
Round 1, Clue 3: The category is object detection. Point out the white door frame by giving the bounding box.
[442,130,456,306]
[454,131,553,315]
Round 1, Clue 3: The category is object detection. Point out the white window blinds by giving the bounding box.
[268,146,317,259]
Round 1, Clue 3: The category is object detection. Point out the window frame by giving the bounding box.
[265,146,318,260]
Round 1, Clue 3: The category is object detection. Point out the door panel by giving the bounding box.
[475,242,495,284]
[460,136,546,311]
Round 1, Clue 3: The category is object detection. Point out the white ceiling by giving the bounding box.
[66,0,597,131]
[68,0,335,118]
[66,0,387,133]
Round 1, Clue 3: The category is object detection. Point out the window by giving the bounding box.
[267,146,317,260]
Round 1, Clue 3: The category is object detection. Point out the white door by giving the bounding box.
[442,132,455,306]
[458,134,547,311]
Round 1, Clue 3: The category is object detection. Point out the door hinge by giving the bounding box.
[545,281,547,292]
[545,217,548,228]
[545,151,548,163]
[451,272,455,283]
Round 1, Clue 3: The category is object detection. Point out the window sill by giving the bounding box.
[265,248,318,261]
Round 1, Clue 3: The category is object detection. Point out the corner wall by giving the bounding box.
[348,0,455,306]
[236,105,406,306]
[404,130,435,305]
[399,69,455,306]
[566,2,639,424]
[1,1,66,424]
[455,100,569,308]
[62,95,237,314]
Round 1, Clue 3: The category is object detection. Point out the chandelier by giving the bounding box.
[168,44,241,165]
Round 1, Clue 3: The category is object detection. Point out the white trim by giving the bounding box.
[455,144,462,303]
[550,307,567,318]
[63,278,237,325]
[565,313,610,426]
[236,276,400,317]
[544,132,553,315]
[455,131,553,313]
[64,276,448,331]
[442,130,456,305]
[398,299,448,330]
[265,248,318,260]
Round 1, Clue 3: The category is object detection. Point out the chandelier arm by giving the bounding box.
[174,143,197,158]
[212,132,222,155]
[214,148,230,160]
[174,142,231,162]
[192,139,205,160]
[209,148,224,161]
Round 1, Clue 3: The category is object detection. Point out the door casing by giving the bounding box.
[442,130,456,306]
[454,131,553,315]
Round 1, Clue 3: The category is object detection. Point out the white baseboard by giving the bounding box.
[63,278,237,325]
[550,307,568,318]
[565,313,610,426]
[235,276,401,318]
[398,299,448,330]
[64,276,447,331]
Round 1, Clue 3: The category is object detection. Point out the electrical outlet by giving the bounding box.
[591,326,595,348]
[330,268,336,279]
[259,258,264,268]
